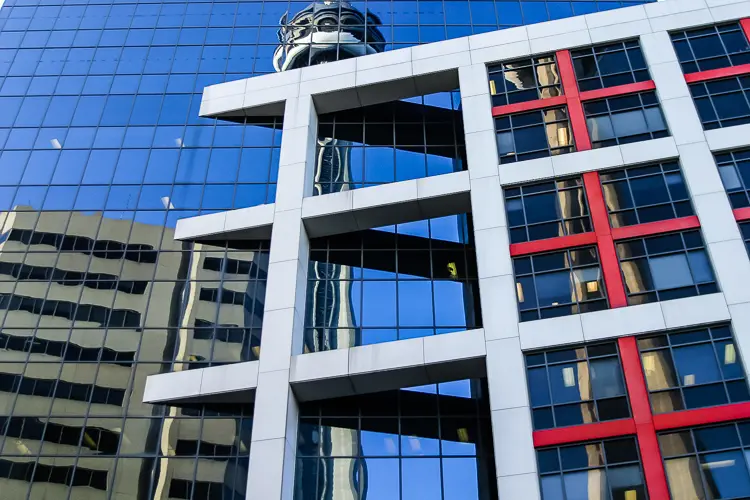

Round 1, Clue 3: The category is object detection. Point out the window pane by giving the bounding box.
[648,254,693,290]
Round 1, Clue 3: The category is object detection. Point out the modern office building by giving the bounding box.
[2,0,750,499]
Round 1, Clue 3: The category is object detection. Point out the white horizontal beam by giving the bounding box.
[143,361,260,404]
[289,329,487,401]
[174,203,275,241]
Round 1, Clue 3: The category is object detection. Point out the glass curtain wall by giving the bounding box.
[0,0,654,498]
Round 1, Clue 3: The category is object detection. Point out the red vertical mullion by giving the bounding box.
[618,337,671,500]
[582,172,627,308]
[741,18,750,42]
[556,50,592,151]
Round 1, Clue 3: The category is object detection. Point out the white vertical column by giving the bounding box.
[247,94,318,500]
[641,31,750,370]
[459,64,541,500]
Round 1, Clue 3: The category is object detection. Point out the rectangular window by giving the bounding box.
[671,22,750,74]
[691,76,750,130]
[304,215,480,351]
[716,149,750,209]
[661,422,750,499]
[584,91,669,148]
[525,341,629,430]
[537,437,647,500]
[741,222,750,254]
[600,161,693,228]
[487,55,562,107]
[504,177,592,244]
[495,107,574,164]
[617,230,717,305]
[513,247,607,322]
[639,324,749,414]
[572,39,650,92]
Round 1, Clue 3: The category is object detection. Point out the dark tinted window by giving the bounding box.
[661,422,750,499]
[671,22,750,73]
[538,438,647,500]
[584,91,669,148]
[496,107,574,164]
[488,55,561,107]
[716,149,750,209]
[600,161,693,228]
[690,76,750,130]
[572,39,650,92]
[513,247,607,322]
[305,215,480,351]
[526,341,629,430]
[504,177,591,244]
[617,230,717,305]
[639,325,749,414]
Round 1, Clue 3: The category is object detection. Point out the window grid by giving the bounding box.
[659,421,750,500]
[638,325,750,415]
[490,41,661,165]
[690,75,750,130]
[716,148,750,209]
[536,437,648,500]
[616,230,718,306]
[495,107,574,164]
[583,91,669,149]
[741,221,750,255]
[600,161,694,228]
[529,327,750,500]
[487,55,562,107]
[671,22,750,74]
[513,246,608,322]
[504,177,592,244]
[571,40,650,92]
[525,341,631,431]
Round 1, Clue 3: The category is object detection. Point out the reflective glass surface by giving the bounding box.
[526,341,630,430]
[600,161,693,228]
[660,421,750,500]
[716,149,750,209]
[538,438,647,500]
[294,379,495,500]
[638,324,750,414]
[304,215,479,351]
[0,0,656,496]
[513,247,607,322]
[504,177,592,244]
[742,221,750,255]
[488,55,561,106]
[616,230,717,305]
[572,39,649,92]
[584,91,668,148]
[671,22,750,74]
[495,107,574,164]
[690,76,750,130]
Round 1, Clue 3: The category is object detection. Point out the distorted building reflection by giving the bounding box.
[0,208,262,498]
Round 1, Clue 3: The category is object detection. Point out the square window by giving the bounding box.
[487,55,562,107]
[496,107,574,164]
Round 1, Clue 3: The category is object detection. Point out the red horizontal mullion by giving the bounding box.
[579,80,656,102]
[653,402,750,431]
[491,95,567,117]
[734,207,750,222]
[533,419,636,447]
[509,232,597,257]
[610,216,701,241]
[684,63,750,83]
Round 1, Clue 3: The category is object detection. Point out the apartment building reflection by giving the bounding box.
[0,208,263,499]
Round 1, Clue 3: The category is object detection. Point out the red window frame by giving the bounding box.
[531,335,750,500]
[491,48,658,154]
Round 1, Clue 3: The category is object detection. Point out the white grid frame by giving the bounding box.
[142,0,750,498]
